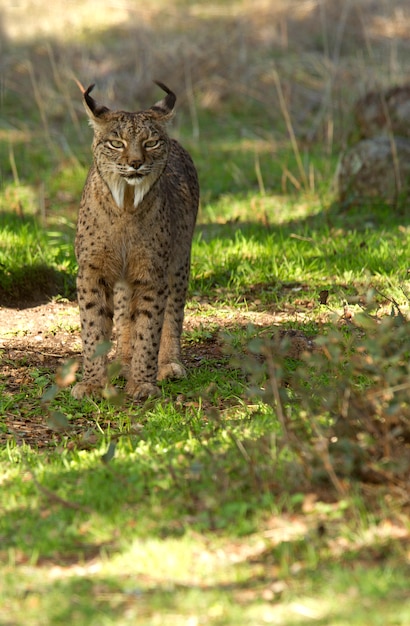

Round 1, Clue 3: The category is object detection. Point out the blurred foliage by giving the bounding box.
[225,293,410,497]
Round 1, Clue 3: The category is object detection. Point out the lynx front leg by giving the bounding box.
[114,281,132,376]
[72,271,114,399]
[125,283,168,400]
[157,265,189,381]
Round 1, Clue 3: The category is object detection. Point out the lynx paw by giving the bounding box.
[157,362,186,381]
[125,381,160,400]
[71,381,104,399]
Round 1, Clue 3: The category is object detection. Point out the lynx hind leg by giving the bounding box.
[157,267,189,382]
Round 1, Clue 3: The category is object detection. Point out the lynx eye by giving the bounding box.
[144,138,160,149]
[108,139,125,150]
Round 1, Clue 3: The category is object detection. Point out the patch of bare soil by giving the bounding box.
[0,301,300,448]
[0,300,81,354]
[0,301,82,448]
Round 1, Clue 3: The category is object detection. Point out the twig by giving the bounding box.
[8,140,20,185]
[263,348,289,442]
[26,61,52,145]
[272,67,309,191]
[208,408,252,464]
[207,408,263,493]
[29,471,93,513]
[254,151,266,196]
[372,287,406,319]
[184,51,199,140]
[19,451,92,513]
[379,93,402,208]
[46,42,82,134]
[312,434,348,497]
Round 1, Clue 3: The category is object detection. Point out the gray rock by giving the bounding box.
[337,135,410,204]
[354,85,410,140]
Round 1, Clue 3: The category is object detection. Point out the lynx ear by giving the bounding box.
[149,81,176,121]
[77,82,110,124]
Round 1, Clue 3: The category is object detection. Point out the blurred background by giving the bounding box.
[1,0,410,209]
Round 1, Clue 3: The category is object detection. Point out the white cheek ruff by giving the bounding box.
[105,173,153,208]
[131,176,153,207]
[107,176,126,208]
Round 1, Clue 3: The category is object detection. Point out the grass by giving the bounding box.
[192,196,410,311]
[0,208,76,305]
[1,1,410,624]
[1,410,409,625]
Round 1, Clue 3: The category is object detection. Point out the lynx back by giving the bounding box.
[72,82,199,400]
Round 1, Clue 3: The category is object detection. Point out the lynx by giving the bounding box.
[71,82,199,400]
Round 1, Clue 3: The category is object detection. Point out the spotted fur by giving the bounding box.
[72,82,199,400]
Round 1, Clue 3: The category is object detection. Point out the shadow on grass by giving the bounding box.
[1,197,408,309]
[3,523,409,625]
[0,263,72,307]
[1,408,407,562]
[6,566,409,626]
[0,444,281,560]
[2,2,410,312]
[191,198,410,307]
[0,210,76,307]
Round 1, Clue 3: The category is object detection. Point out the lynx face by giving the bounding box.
[90,109,171,208]
[71,83,199,401]
[79,81,180,225]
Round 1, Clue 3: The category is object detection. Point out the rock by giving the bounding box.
[337,135,410,204]
[354,85,410,139]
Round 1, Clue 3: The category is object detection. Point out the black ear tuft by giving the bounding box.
[83,84,110,118]
[151,81,176,117]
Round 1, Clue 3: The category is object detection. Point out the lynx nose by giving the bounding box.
[129,159,143,170]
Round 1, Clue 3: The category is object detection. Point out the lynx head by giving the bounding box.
[81,82,176,209]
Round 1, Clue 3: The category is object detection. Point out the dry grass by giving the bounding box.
[1,0,410,147]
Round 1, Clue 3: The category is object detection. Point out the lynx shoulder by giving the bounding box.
[72,82,199,400]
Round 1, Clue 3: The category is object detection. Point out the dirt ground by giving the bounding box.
[0,302,80,447]
[1,300,300,448]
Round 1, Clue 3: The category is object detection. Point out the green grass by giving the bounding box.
[1,1,410,623]
[192,196,410,310]
[1,418,409,625]
[2,184,409,624]
[0,199,77,304]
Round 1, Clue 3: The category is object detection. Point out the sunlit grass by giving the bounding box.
[1,1,410,624]
[191,199,410,309]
